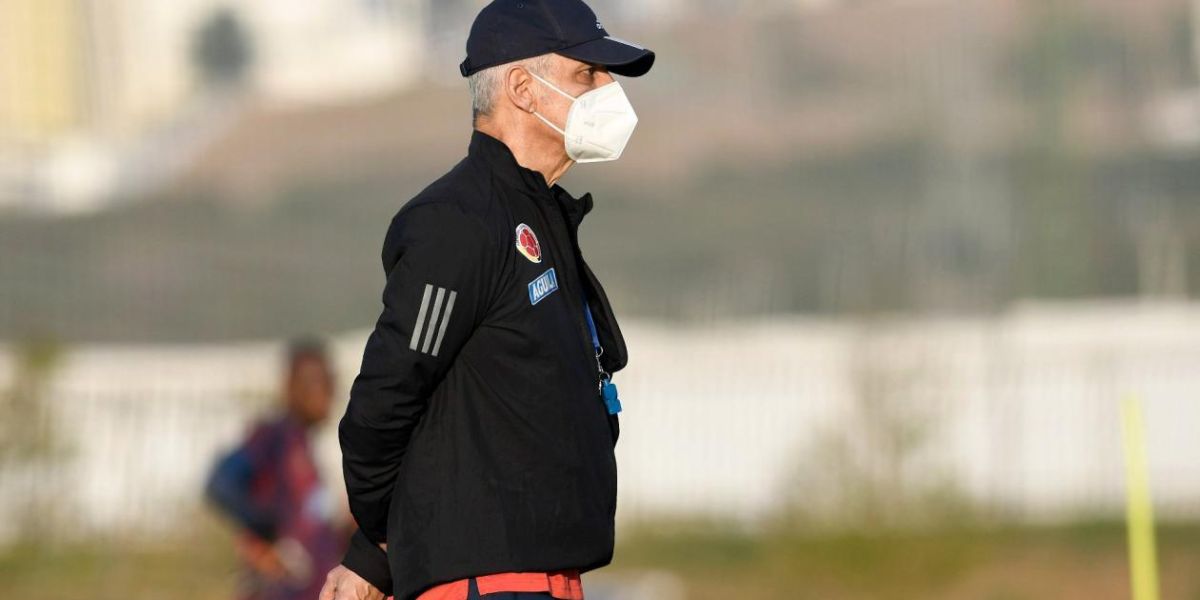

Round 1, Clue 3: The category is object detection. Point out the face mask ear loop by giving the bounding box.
[532,111,567,137]
[527,71,578,102]
[527,70,575,141]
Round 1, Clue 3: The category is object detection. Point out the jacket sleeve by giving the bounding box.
[338,202,496,585]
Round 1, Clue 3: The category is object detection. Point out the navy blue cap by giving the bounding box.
[459,0,655,78]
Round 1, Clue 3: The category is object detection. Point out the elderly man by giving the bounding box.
[320,1,654,599]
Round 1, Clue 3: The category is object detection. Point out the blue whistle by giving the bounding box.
[602,380,622,415]
[583,296,622,415]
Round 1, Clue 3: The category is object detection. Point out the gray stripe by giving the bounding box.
[605,35,644,50]
[422,287,446,354]
[430,290,457,357]
[409,284,434,351]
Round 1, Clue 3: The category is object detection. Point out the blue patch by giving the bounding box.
[528,268,559,305]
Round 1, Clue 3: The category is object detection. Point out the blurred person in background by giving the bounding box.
[320,1,654,599]
[207,337,349,600]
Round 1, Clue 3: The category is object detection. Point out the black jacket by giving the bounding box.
[338,131,628,600]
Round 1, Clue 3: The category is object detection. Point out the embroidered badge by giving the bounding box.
[515,223,542,263]
[528,268,559,305]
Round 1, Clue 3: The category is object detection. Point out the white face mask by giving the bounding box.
[529,71,639,163]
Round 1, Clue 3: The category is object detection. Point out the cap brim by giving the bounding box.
[558,36,655,77]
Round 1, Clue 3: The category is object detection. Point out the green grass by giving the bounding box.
[610,520,1200,600]
[2,521,1200,599]
[0,533,236,600]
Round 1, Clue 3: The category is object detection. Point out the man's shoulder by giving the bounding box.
[395,156,504,230]
[381,156,507,264]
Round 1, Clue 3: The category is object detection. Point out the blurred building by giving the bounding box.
[245,0,427,105]
[0,0,859,213]
[0,0,86,143]
[0,0,428,213]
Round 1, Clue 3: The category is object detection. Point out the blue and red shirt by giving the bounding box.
[207,415,344,600]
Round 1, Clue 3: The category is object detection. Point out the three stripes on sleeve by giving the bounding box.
[410,284,458,357]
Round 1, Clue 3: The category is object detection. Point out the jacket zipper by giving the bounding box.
[536,195,606,396]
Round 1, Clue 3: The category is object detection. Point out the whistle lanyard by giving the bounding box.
[582,298,622,415]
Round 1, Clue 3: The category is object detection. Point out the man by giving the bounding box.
[320,1,654,599]
[207,338,347,600]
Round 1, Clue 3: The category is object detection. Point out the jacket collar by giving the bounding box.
[469,130,594,228]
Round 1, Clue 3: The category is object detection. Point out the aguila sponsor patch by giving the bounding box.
[515,223,542,263]
[528,268,559,305]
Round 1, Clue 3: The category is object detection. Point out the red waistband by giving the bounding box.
[415,570,584,600]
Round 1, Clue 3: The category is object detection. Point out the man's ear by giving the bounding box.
[503,66,538,115]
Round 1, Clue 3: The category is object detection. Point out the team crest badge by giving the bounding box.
[515,223,542,263]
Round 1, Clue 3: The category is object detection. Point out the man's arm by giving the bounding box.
[205,445,277,541]
[338,202,496,591]
[206,430,301,582]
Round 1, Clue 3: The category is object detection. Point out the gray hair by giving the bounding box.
[468,54,554,123]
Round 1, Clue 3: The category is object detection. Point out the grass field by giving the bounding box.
[611,521,1200,600]
[2,521,1198,599]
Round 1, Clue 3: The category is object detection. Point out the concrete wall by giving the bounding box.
[2,301,1199,544]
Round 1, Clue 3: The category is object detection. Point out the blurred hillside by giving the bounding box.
[4,0,1200,341]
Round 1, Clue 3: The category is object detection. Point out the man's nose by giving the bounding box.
[595,71,615,88]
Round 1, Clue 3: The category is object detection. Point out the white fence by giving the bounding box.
[1,301,1199,544]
